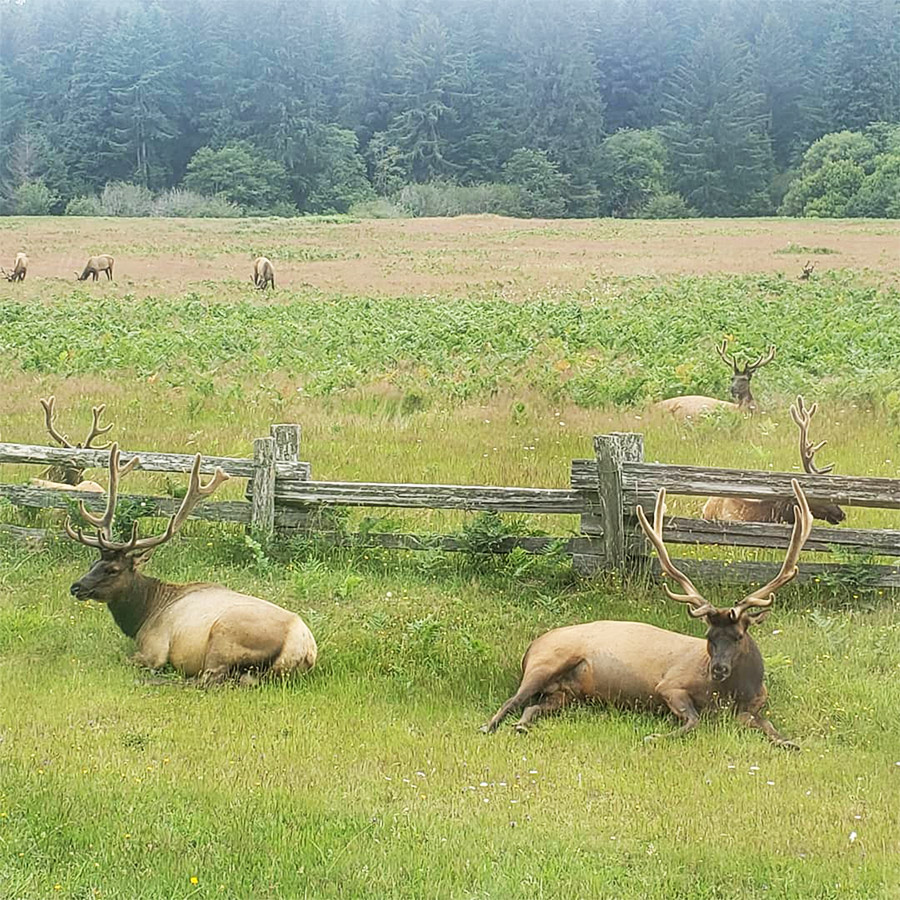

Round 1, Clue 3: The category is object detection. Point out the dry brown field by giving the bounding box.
[2,214,898,297]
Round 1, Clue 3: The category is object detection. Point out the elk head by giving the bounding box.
[636,480,813,682]
[790,395,844,525]
[40,396,114,485]
[67,443,229,605]
[716,341,776,410]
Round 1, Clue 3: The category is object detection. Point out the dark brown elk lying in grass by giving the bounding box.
[800,260,815,280]
[654,341,776,420]
[66,444,317,684]
[1,252,28,282]
[31,396,114,493]
[482,480,812,749]
[253,256,275,290]
[702,396,845,525]
[77,254,114,281]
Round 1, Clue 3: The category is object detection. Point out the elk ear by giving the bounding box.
[129,548,155,568]
[745,609,771,627]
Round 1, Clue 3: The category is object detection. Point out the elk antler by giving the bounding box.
[64,443,140,549]
[83,404,113,449]
[716,340,740,374]
[635,490,716,618]
[743,345,777,375]
[40,396,73,448]
[120,454,230,554]
[716,342,776,376]
[40,396,114,449]
[64,446,229,554]
[731,479,813,618]
[790,395,834,475]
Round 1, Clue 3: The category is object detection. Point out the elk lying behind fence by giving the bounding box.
[2,426,900,587]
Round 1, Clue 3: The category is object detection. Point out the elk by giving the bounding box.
[66,444,317,683]
[31,396,115,492]
[77,254,114,281]
[654,341,776,420]
[800,260,815,280]
[253,256,275,290]
[1,252,28,282]
[702,396,844,525]
[482,480,811,748]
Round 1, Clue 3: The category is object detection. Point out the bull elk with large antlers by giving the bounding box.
[702,396,845,525]
[31,396,115,492]
[654,341,776,420]
[66,444,317,683]
[481,480,812,748]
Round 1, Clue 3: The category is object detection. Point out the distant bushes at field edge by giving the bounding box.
[66,183,242,218]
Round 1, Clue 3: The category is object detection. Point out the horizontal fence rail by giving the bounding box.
[2,427,900,588]
[0,442,311,480]
[273,479,591,514]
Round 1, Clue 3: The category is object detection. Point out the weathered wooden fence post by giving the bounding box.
[250,436,276,534]
[575,432,643,576]
[270,423,302,533]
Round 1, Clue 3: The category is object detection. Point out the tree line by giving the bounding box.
[1,0,898,218]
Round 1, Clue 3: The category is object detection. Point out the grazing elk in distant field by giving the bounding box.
[77,254,114,281]
[66,444,317,683]
[482,480,812,749]
[2,252,28,282]
[253,256,275,290]
[31,396,115,493]
[702,396,845,525]
[654,341,776,420]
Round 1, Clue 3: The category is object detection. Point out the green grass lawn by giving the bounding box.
[1,218,900,898]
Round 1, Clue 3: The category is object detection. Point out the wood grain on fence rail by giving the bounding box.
[0,442,310,480]
[274,480,590,513]
[0,483,251,523]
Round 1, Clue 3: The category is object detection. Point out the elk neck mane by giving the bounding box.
[105,574,215,638]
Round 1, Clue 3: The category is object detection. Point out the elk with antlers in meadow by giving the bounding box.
[702,396,845,525]
[2,252,28,282]
[481,481,812,748]
[66,444,317,683]
[654,341,776,420]
[31,396,115,492]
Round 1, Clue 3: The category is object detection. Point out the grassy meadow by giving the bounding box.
[1,215,900,899]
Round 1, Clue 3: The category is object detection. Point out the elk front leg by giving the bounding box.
[736,689,799,750]
[644,688,700,743]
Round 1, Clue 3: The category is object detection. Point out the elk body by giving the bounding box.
[2,252,28,282]
[702,396,845,525]
[253,256,275,290]
[654,342,776,420]
[482,481,812,748]
[32,396,114,492]
[67,445,316,683]
[78,254,114,281]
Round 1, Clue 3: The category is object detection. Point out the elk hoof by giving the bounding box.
[239,672,260,687]
[777,739,801,751]
[513,724,530,735]
[643,733,661,744]
[479,723,495,735]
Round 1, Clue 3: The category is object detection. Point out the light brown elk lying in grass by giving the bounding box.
[253,256,275,290]
[1,252,28,282]
[702,396,845,525]
[482,480,812,748]
[77,254,114,281]
[654,341,776,420]
[67,444,317,683]
[31,396,115,493]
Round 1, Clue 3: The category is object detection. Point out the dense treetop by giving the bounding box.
[1,0,898,217]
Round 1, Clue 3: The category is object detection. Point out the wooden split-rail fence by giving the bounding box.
[2,427,900,587]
